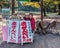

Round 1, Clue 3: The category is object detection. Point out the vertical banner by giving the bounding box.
[2,8,10,18]
[7,20,19,43]
[26,21,33,41]
[20,20,33,44]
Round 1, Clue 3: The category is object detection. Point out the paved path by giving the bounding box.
[0,36,2,44]
[0,34,60,48]
[0,21,2,44]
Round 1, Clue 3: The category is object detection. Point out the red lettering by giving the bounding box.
[12,22,16,25]
[27,39,31,41]
[11,22,17,40]
[12,25,16,29]
[21,21,27,28]
[21,21,30,42]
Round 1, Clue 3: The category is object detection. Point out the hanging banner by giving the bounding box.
[20,20,33,44]
[2,8,10,18]
[7,20,19,43]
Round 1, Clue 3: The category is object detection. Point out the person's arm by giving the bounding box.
[31,18,35,30]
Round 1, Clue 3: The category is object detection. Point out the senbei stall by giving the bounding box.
[2,20,33,45]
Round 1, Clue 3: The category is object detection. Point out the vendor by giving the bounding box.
[29,13,36,32]
[23,13,30,20]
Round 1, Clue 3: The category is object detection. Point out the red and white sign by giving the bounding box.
[20,20,33,44]
[7,20,19,43]
[6,20,33,44]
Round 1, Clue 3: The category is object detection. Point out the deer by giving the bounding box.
[36,19,57,34]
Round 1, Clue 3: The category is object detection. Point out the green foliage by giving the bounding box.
[0,0,9,8]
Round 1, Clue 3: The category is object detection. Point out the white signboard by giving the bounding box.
[7,20,19,43]
[20,20,33,45]
[7,20,33,44]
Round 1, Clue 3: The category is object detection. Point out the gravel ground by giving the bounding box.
[0,34,60,48]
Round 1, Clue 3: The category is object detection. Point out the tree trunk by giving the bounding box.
[12,0,15,15]
[43,7,46,16]
[41,0,44,20]
[58,4,60,15]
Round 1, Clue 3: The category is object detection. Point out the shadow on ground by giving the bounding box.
[0,34,60,48]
